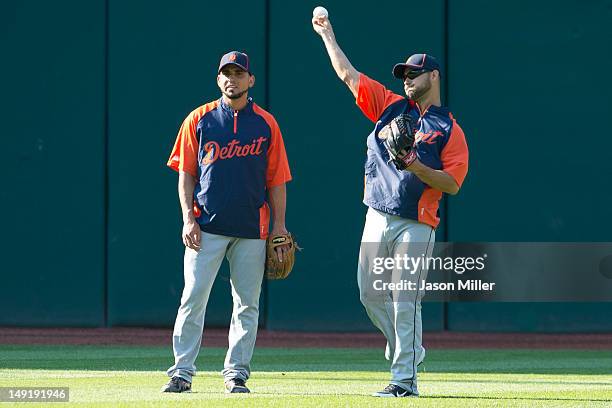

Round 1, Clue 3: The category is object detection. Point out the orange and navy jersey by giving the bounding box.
[356,74,468,229]
[167,97,291,239]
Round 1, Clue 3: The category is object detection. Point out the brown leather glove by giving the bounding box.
[265,234,297,280]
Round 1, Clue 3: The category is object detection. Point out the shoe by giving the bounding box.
[224,378,250,393]
[372,384,415,397]
[160,376,192,393]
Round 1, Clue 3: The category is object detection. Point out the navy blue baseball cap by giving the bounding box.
[392,53,440,79]
[218,51,251,74]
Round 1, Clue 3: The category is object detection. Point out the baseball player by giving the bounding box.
[312,15,469,397]
[161,51,292,394]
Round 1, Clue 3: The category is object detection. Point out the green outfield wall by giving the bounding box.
[1,0,106,326]
[1,0,610,331]
[444,0,612,331]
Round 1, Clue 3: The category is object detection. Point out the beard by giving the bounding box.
[222,88,248,100]
[406,77,432,102]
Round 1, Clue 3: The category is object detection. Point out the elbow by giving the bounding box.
[179,171,196,188]
[446,183,460,195]
[339,71,352,86]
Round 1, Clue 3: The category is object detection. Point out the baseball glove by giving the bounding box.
[378,113,419,170]
[265,234,297,280]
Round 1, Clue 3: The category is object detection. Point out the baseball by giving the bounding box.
[313,6,328,18]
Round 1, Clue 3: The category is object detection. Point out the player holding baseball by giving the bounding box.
[161,51,292,394]
[313,10,469,397]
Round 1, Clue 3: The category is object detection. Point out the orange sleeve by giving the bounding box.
[167,103,217,178]
[252,104,292,187]
[355,73,404,122]
[266,118,292,188]
[441,120,469,188]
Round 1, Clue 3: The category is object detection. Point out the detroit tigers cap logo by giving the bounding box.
[229,53,237,62]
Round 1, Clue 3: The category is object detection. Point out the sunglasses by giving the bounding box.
[403,69,430,80]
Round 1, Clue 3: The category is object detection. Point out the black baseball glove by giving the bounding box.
[378,114,419,170]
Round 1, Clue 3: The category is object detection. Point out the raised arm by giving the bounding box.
[312,15,360,97]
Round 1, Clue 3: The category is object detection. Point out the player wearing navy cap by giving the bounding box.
[161,51,292,394]
[313,14,468,397]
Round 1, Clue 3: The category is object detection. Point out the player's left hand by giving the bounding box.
[270,225,290,262]
[378,114,419,171]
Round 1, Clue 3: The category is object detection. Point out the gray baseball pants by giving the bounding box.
[166,231,266,383]
[358,207,435,395]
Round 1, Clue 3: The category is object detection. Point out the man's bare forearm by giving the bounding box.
[178,171,197,222]
[268,184,287,230]
[319,31,360,96]
[409,161,460,195]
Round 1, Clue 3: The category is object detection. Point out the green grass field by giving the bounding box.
[0,346,611,407]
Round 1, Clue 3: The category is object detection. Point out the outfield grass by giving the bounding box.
[0,346,610,407]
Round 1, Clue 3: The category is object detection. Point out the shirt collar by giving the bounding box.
[219,96,253,113]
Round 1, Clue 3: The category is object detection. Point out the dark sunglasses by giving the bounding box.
[403,69,430,80]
